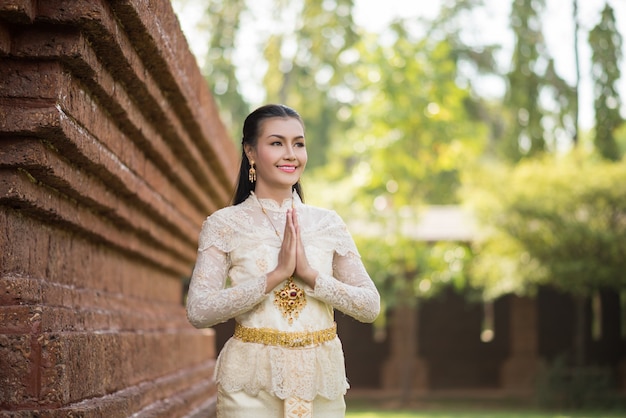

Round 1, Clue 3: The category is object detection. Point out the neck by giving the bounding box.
[253,183,293,204]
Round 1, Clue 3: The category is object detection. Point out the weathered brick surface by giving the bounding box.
[0,0,234,415]
[0,334,37,406]
[35,0,234,205]
[0,22,9,54]
[1,53,218,224]
[0,0,35,24]
[1,138,198,268]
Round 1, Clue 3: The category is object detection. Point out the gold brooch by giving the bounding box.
[274,277,306,325]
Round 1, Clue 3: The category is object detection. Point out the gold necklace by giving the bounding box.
[253,193,306,325]
[253,193,293,238]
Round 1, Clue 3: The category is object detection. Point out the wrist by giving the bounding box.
[298,268,318,287]
[266,269,292,293]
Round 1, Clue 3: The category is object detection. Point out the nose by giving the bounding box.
[284,145,296,160]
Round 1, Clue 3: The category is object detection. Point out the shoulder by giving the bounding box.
[198,204,247,251]
[299,204,349,233]
[300,203,342,221]
[300,204,359,255]
[204,200,254,224]
[206,204,241,221]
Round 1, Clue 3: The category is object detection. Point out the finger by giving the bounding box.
[283,209,292,235]
[292,208,298,229]
[282,210,297,258]
[285,209,297,241]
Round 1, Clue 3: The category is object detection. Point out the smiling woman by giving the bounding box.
[244,116,307,202]
[233,104,307,205]
[185,104,381,417]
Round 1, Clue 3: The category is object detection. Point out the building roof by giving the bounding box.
[409,205,477,242]
[349,205,477,242]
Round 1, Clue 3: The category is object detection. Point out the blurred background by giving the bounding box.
[172,0,626,413]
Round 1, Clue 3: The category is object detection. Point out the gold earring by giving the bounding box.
[248,161,256,183]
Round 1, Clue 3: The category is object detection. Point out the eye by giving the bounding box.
[295,141,305,148]
[271,141,282,146]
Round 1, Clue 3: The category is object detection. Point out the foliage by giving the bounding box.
[305,22,486,312]
[197,0,250,140]
[535,355,619,410]
[261,0,358,168]
[589,4,624,161]
[172,0,360,156]
[464,154,626,299]
[173,0,626,312]
[616,122,626,155]
[320,25,489,208]
[355,235,472,308]
[501,0,575,161]
[308,166,475,310]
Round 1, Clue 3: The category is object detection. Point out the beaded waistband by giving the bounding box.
[234,322,337,348]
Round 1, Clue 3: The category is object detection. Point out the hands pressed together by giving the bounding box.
[265,208,318,293]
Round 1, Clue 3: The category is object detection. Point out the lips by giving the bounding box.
[278,165,297,173]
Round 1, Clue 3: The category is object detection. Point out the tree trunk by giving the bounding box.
[399,304,417,405]
[573,294,587,366]
[572,0,580,145]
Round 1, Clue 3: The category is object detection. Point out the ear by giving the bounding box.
[243,143,255,162]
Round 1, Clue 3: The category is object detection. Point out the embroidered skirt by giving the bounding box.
[217,385,346,417]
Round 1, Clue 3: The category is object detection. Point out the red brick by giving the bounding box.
[0,22,9,55]
[0,0,228,414]
[9,30,226,218]
[0,333,38,407]
[109,0,238,188]
[34,3,235,205]
[0,0,36,24]
[0,171,192,276]
[1,139,199,265]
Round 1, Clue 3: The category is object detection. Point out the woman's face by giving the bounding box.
[246,117,307,192]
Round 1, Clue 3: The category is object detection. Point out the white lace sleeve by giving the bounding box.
[309,212,380,323]
[186,215,267,328]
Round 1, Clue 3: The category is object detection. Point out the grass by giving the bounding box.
[346,413,626,418]
[344,393,626,418]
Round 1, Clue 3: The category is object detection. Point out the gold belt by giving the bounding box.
[234,322,337,348]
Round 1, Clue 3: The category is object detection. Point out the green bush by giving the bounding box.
[535,355,620,410]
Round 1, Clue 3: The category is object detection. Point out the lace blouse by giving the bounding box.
[186,192,380,401]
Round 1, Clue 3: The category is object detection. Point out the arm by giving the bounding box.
[310,251,381,323]
[186,217,267,328]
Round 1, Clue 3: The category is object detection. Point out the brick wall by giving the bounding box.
[0,1,237,416]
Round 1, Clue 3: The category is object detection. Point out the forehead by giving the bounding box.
[259,117,304,137]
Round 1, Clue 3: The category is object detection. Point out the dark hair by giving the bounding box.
[233,104,305,205]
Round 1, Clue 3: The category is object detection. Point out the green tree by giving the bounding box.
[572,0,581,145]
[466,155,626,365]
[355,233,472,403]
[318,25,488,209]
[173,0,361,161]
[422,0,577,161]
[410,0,505,160]
[306,23,486,402]
[589,4,624,161]
[502,0,575,161]
[262,0,358,168]
[188,0,249,140]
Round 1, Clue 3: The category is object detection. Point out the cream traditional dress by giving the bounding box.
[186,192,380,418]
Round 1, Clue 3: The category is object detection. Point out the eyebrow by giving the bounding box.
[267,134,305,140]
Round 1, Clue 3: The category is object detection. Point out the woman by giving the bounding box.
[186,104,380,417]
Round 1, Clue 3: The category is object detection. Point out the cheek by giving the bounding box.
[256,147,278,164]
[298,148,308,164]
